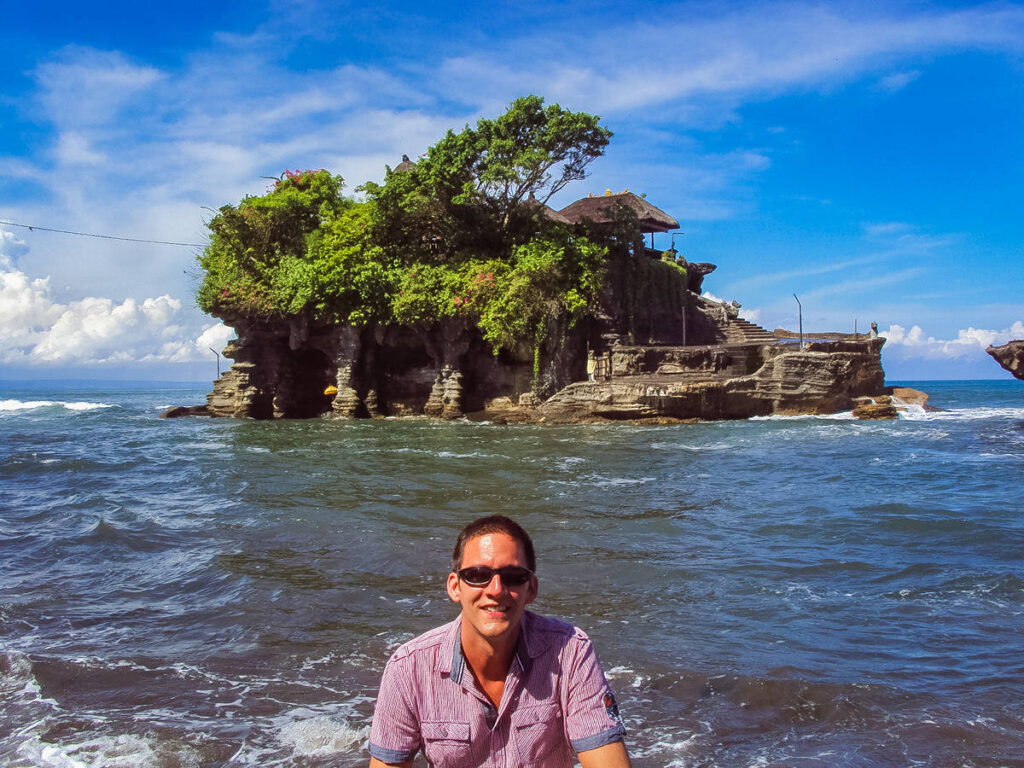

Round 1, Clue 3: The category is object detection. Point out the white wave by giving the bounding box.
[17,732,194,768]
[277,712,367,757]
[605,665,648,689]
[747,402,1024,423]
[648,441,735,451]
[749,411,856,421]
[177,441,230,451]
[549,474,655,488]
[0,399,112,413]
[899,406,1024,422]
[393,447,504,459]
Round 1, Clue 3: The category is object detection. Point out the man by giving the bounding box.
[368,515,631,767]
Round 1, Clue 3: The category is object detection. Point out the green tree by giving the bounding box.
[197,169,351,320]
[365,95,611,260]
[196,97,616,358]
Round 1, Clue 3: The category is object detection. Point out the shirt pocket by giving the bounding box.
[421,720,471,766]
[511,703,568,766]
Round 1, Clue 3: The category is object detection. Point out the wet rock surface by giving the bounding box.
[852,396,898,420]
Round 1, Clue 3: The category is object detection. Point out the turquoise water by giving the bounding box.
[1,379,1022,767]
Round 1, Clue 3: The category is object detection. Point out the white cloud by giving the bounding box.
[195,322,235,356]
[0,264,229,366]
[875,70,921,93]
[0,270,62,350]
[701,291,729,304]
[427,4,1024,117]
[55,132,107,166]
[34,47,164,130]
[0,226,30,267]
[861,221,955,252]
[881,321,1024,359]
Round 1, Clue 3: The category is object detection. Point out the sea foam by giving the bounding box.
[0,399,112,413]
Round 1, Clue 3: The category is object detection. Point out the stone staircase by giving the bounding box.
[696,296,776,345]
[725,317,777,344]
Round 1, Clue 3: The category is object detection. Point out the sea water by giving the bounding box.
[1,379,1022,767]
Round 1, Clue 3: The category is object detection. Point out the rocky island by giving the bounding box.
[174,97,896,424]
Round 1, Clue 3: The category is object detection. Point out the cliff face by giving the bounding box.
[205,317,574,420]
[986,340,1024,380]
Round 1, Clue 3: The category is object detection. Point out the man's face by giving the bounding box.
[446,532,538,645]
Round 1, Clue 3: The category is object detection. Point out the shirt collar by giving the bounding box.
[440,613,538,684]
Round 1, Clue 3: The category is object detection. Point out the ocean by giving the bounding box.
[1,379,1022,768]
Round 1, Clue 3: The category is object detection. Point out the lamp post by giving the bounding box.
[793,294,803,348]
[209,347,221,377]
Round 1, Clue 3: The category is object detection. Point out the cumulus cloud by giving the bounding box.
[194,322,235,357]
[881,321,1024,359]
[0,264,232,366]
[701,291,729,304]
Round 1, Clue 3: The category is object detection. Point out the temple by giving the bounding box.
[194,182,890,423]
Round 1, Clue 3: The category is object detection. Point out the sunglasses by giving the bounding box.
[456,566,533,587]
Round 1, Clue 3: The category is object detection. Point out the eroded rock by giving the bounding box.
[852,401,898,420]
[987,340,1024,380]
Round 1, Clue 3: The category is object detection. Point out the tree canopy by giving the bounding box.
[196,96,619,356]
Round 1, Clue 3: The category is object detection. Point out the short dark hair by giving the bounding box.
[452,515,536,573]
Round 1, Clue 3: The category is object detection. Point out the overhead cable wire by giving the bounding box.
[0,219,205,248]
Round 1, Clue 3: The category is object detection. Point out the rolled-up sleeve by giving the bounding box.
[562,632,627,753]
[368,654,421,764]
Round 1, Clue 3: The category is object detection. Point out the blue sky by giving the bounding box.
[1,0,1022,381]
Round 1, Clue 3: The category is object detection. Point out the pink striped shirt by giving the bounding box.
[369,611,625,767]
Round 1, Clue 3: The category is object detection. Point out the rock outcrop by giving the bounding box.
[182,305,893,423]
[852,395,897,420]
[183,250,894,424]
[986,340,1024,380]
[538,337,886,422]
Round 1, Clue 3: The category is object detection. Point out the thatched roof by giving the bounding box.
[394,154,416,173]
[524,194,573,224]
[559,191,679,233]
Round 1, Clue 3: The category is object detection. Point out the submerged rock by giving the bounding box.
[160,405,210,418]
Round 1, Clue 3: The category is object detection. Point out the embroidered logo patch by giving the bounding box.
[602,688,621,722]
